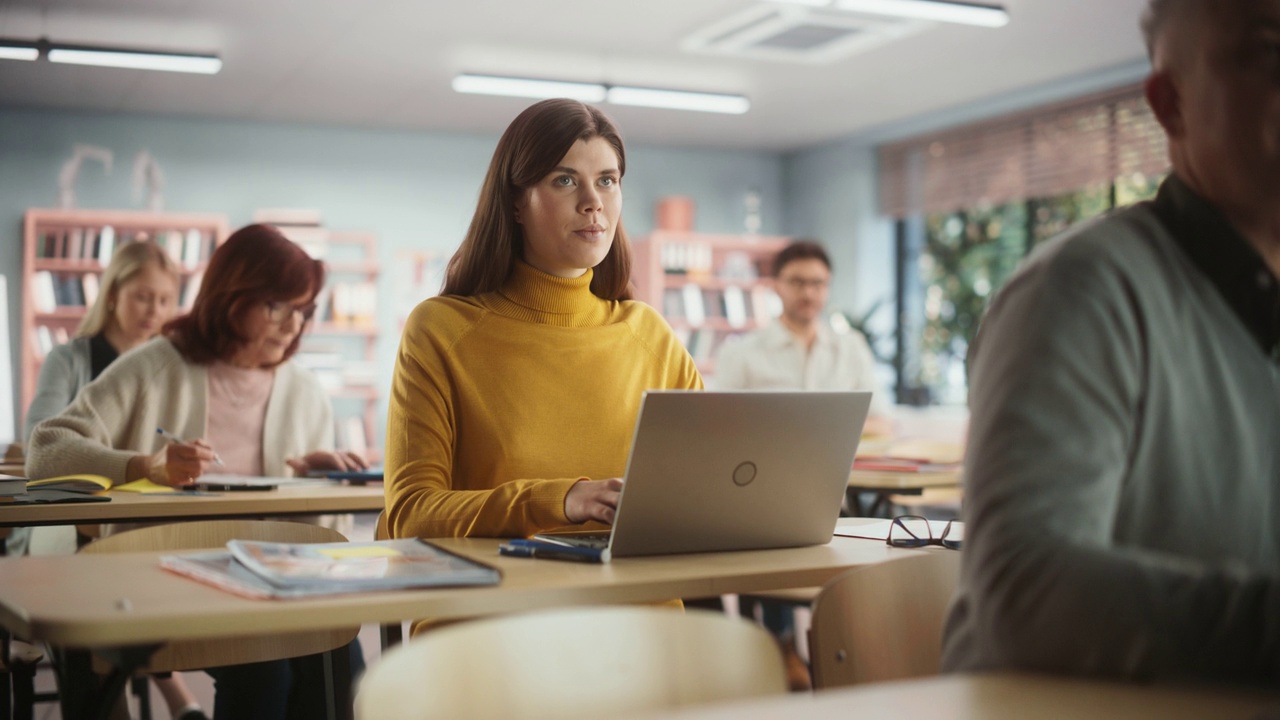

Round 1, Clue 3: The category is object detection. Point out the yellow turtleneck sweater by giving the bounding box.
[385,261,704,540]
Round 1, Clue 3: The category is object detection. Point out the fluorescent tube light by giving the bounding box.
[47,46,222,74]
[453,74,606,102]
[606,86,750,115]
[0,42,38,61]
[835,0,1009,27]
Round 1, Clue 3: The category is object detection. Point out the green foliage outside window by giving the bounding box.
[910,173,1163,404]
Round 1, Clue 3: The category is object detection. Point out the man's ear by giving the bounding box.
[1145,71,1183,139]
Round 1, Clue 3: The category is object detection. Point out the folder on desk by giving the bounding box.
[161,538,501,599]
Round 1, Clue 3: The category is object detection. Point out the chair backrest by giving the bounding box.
[355,606,788,720]
[81,519,359,672]
[808,551,960,689]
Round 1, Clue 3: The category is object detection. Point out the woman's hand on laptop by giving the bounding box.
[565,478,623,525]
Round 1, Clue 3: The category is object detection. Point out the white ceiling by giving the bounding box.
[0,0,1152,151]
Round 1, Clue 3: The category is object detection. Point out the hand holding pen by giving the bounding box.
[150,427,224,487]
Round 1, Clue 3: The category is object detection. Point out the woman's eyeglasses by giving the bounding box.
[886,514,962,550]
[264,300,317,324]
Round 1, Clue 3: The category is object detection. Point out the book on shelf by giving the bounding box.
[32,271,57,313]
[182,271,204,309]
[82,273,100,307]
[66,228,84,261]
[681,283,705,327]
[33,326,54,359]
[852,458,962,473]
[722,285,747,328]
[97,225,116,265]
[189,228,208,267]
[160,538,502,599]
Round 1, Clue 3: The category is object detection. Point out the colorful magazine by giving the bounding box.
[161,538,501,599]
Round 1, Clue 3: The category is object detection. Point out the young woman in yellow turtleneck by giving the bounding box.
[385,99,703,541]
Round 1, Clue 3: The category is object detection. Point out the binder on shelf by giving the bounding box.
[97,225,116,265]
[722,285,747,328]
[66,228,84,261]
[32,271,57,313]
[82,273,100,307]
[681,283,705,327]
[182,271,204,309]
[182,228,203,268]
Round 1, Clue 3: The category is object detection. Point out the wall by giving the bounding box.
[0,108,786,442]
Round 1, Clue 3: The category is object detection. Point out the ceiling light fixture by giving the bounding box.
[607,86,750,115]
[453,74,606,102]
[833,0,1010,27]
[0,37,222,74]
[453,73,750,115]
[0,40,38,61]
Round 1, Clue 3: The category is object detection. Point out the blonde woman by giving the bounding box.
[25,240,182,441]
[19,239,208,720]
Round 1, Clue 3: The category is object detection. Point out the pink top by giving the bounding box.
[205,361,276,476]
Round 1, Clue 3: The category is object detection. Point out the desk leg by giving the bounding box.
[56,645,159,720]
[322,645,353,720]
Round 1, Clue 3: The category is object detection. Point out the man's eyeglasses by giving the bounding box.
[778,277,830,291]
[886,514,962,550]
[264,300,317,324]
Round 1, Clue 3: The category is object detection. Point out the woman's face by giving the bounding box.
[230,292,315,368]
[515,136,622,278]
[110,262,179,345]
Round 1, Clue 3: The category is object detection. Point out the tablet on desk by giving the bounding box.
[306,468,384,485]
[192,475,282,492]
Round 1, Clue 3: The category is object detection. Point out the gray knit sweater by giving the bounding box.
[942,176,1280,686]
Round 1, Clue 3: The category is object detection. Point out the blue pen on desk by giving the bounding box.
[156,427,225,467]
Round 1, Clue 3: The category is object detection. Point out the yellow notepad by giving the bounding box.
[25,474,112,493]
[114,478,176,494]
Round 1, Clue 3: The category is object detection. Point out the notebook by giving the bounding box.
[528,390,870,562]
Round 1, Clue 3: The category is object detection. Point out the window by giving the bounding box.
[882,85,1167,405]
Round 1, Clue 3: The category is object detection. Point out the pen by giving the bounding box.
[156,427,225,467]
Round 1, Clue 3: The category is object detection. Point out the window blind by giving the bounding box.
[879,84,1170,218]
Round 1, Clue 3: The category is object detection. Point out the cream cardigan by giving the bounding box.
[26,337,334,484]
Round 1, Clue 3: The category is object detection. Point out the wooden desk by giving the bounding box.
[0,484,386,528]
[630,673,1280,719]
[0,533,906,647]
[846,469,962,517]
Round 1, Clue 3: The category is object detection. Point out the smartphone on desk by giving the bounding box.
[498,538,605,563]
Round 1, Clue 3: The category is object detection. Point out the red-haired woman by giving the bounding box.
[384,98,702,549]
[27,223,366,720]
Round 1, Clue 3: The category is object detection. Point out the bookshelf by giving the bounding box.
[20,209,230,429]
[631,231,790,375]
[274,226,382,463]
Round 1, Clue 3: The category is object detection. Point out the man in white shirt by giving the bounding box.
[715,240,893,435]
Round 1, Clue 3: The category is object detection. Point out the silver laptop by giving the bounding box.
[537,390,870,562]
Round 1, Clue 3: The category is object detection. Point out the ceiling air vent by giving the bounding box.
[682,4,930,64]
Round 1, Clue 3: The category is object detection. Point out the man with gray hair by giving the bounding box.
[943,0,1280,685]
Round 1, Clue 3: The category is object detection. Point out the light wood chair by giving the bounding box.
[355,606,788,720]
[808,551,960,690]
[80,519,360,673]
